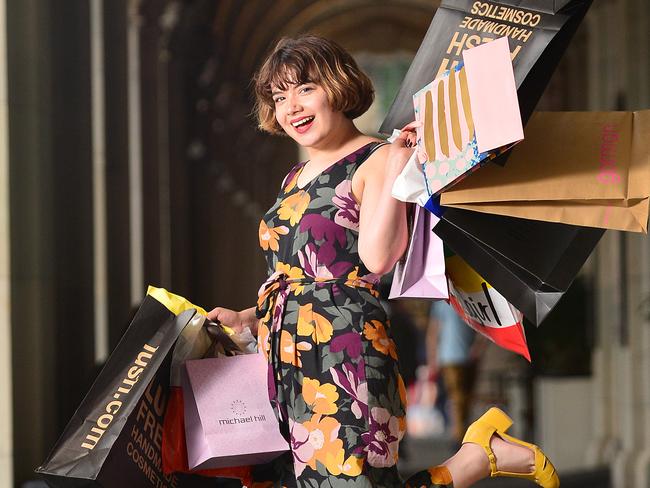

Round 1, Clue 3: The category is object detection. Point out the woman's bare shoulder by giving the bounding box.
[351,140,391,200]
[360,140,391,172]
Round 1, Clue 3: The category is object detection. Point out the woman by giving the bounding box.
[208,35,558,488]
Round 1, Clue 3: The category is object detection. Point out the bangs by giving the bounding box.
[253,35,374,134]
[261,52,321,98]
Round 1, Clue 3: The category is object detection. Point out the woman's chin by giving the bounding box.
[291,132,321,148]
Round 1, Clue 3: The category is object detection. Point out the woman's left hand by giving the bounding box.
[387,121,420,175]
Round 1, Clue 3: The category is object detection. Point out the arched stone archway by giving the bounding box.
[143,0,438,309]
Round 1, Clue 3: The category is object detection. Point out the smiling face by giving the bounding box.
[272,82,349,150]
[254,36,374,137]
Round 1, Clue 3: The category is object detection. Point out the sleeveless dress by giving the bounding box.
[252,142,453,488]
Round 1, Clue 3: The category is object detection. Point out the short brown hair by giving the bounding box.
[253,35,374,134]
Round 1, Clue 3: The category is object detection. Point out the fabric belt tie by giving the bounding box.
[254,270,377,422]
[255,270,377,330]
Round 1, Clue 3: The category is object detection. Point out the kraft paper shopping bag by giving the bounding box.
[182,353,289,470]
[389,205,449,299]
[381,0,592,134]
[440,110,650,232]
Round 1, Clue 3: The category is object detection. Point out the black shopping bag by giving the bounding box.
[379,0,592,134]
[35,287,218,487]
[432,207,604,325]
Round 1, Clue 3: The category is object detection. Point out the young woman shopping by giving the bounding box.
[208,35,559,488]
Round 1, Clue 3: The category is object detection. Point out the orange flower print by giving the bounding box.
[275,262,306,295]
[277,190,311,226]
[257,321,271,360]
[283,169,299,193]
[292,415,350,476]
[302,377,339,415]
[279,329,312,367]
[345,267,380,297]
[258,220,289,252]
[325,448,364,477]
[363,320,397,359]
[345,267,359,284]
[297,303,333,343]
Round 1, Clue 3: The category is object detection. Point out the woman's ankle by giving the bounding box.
[490,435,535,474]
[442,443,490,488]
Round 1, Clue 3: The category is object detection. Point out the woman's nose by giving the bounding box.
[286,95,302,114]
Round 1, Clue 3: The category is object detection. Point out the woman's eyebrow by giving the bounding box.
[271,89,284,96]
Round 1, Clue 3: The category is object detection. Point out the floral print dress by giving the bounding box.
[252,142,453,488]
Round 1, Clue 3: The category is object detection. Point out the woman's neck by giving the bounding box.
[304,121,374,166]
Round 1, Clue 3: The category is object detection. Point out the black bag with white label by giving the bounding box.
[380,0,592,134]
[433,207,604,325]
[35,289,218,488]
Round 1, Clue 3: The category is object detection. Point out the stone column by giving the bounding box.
[7,0,58,482]
[0,0,13,485]
[584,1,622,471]
[589,232,624,471]
[626,2,650,484]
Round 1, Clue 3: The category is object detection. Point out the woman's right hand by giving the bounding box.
[207,306,258,335]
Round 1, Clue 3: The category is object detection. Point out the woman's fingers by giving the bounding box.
[207,307,222,321]
[400,120,422,132]
[393,127,418,149]
[207,307,243,330]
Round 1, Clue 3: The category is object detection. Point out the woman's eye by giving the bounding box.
[273,96,284,103]
[300,86,314,94]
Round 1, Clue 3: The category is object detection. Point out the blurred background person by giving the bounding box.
[427,300,487,447]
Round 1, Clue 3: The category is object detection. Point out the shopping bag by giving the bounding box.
[389,205,449,299]
[35,287,218,487]
[440,110,650,232]
[182,353,290,470]
[380,0,592,134]
[431,206,604,325]
[162,319,254,483]
[392,150,427,204]
[412,36,523,196]
[445,253,530,361]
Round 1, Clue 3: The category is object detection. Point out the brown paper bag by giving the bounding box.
[439,111,650,232]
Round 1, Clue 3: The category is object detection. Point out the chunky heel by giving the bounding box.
[462,407,560,488]
[461,407,512,447]
[481,407,513,433]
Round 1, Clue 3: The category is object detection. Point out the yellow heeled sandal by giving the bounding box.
[462,407,560,488]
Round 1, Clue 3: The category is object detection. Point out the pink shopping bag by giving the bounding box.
[182,353,289,470]
[389,205,448,299]
[413,36,524,196]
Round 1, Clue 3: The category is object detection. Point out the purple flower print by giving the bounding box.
[361,407,403,468]
[329,361,368,420]
[330,332,362,359]
[300,214,347,247]
[298,242,352,280]
[356,269,381,287]
[332,180,360,231]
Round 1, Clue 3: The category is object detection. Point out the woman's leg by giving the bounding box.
[441,435,535,488]
[404,430,536,488]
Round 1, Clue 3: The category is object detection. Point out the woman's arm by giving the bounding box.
[356,130,416,275]
[207,306,258,335]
